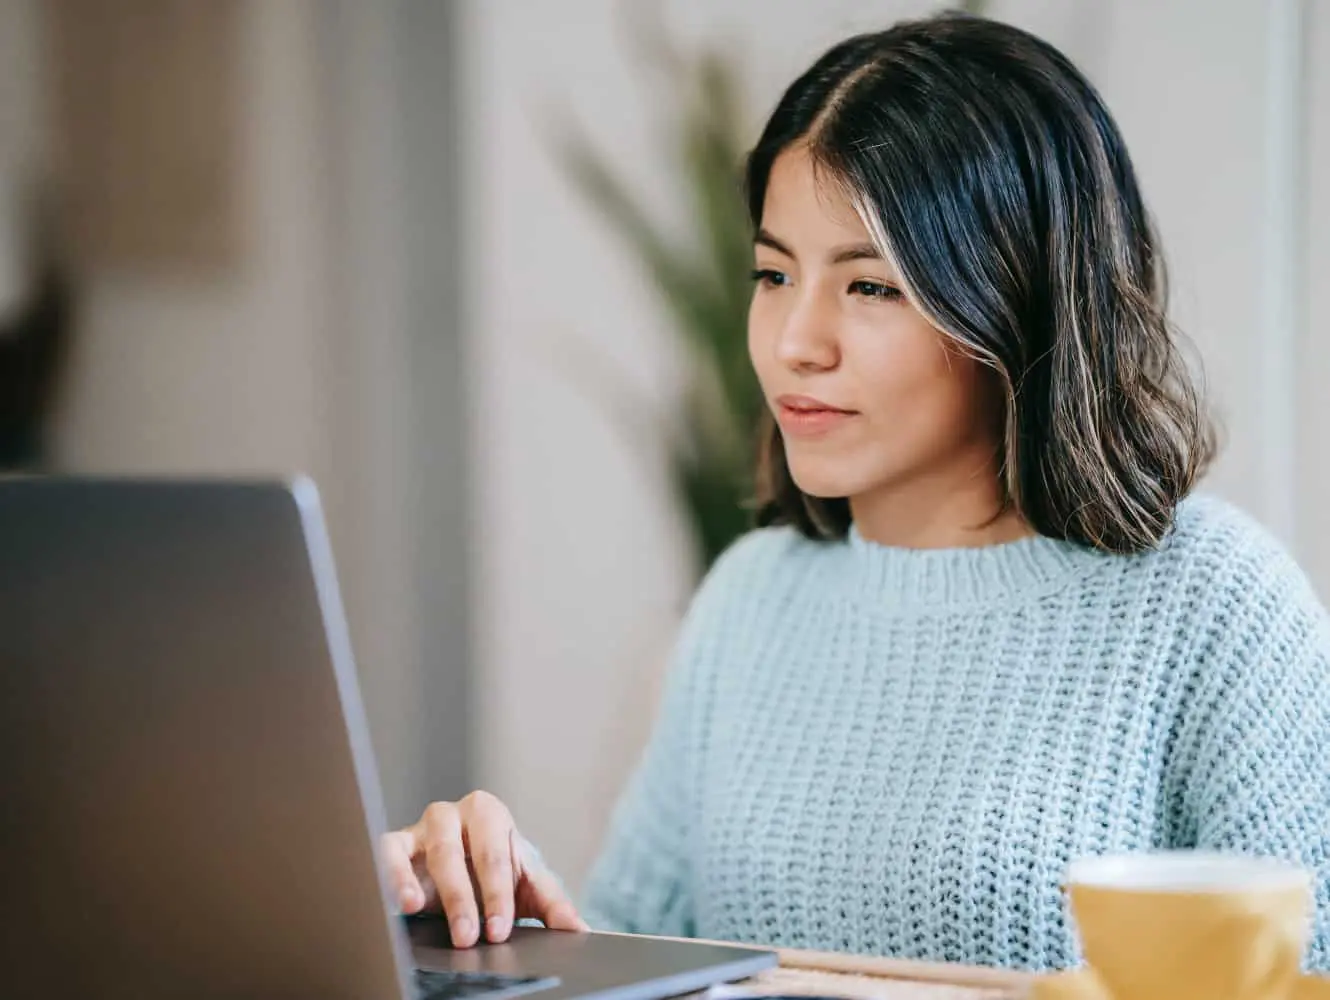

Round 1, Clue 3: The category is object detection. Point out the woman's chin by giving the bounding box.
[785,464,860,501]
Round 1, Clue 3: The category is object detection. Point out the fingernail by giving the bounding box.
[452,917,474,944]
[487,916,510,941]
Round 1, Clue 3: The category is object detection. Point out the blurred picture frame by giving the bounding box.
[45,0,244,274]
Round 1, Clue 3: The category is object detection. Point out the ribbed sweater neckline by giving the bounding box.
[846,522,1110,610]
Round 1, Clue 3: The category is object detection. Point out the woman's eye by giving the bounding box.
[850,279,903,301]
[749,268,789,289]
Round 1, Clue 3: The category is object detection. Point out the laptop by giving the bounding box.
[0,477,776,1000]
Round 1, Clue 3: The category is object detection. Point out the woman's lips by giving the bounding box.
[775,394,859,437]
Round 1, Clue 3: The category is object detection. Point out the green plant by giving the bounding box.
[553,3,990,574]
[553,36,760,573]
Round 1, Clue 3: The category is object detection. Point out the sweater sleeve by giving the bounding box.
[1185,562,1330,971]
[578,529,781,936]
[577,639,699,935]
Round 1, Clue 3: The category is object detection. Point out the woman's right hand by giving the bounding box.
[380,791,587,948]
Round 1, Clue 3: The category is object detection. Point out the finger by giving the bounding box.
[380,829,426,914]
[462,793,517,943]
[420,803,480,947]
[518,864,588,932]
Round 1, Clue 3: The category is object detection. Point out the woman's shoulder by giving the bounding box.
[710,522,822,570]
[1156,492,1328,646]
[677,525,838,634]
[691,523,824,593]
[1163,493,1309,585]
[697,524,835,596]
[1167,491,1286,555]
[660,526,831,688]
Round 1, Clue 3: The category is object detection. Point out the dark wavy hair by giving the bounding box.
[748,13,1215,554]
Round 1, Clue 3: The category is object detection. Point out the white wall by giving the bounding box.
[27,0,445,828]
[459,0,699,894]
[50,0,330,483]
[463,0,1329,893]
[1302,1,1330,596]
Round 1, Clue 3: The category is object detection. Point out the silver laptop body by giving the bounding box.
[0,477,776,1000]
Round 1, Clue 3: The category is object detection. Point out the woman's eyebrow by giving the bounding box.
[829,242,882,264]
[754,229,883,266]
[753,228,794,257]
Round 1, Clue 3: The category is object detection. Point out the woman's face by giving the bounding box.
[747,145,1002,512]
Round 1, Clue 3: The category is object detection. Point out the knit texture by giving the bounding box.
[578,495,1330,971]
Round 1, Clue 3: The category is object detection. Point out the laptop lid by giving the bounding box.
[0,477,416,999]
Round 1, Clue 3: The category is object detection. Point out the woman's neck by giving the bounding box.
[848,463,1031,550]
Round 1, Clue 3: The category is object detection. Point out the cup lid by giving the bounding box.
[1066,851,1311,893]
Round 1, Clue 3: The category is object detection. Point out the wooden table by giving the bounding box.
[594,932,1035,1000]
[724,946,1032,1000]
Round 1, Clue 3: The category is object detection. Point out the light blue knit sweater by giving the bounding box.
[578,495,1330,971]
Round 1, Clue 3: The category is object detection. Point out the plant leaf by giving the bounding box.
[547,44,766,571]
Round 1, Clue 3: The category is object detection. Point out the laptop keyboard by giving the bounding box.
[413,968,560,1000]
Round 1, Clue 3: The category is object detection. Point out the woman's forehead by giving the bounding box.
[760,148,873,243]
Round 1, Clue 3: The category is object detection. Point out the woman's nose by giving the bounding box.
[774,293,840,372]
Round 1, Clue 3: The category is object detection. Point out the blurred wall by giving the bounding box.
[1303,4,1330,604]
[13,0,471,828]
[0,0,42,313]
[463,0,1330,893]
[50,2,330,481]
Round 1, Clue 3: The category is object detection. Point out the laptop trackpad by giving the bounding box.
[407,917,561,1000]
[413,969,560,1000]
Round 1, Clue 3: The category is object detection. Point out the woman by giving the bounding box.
[383,13,1330,970]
